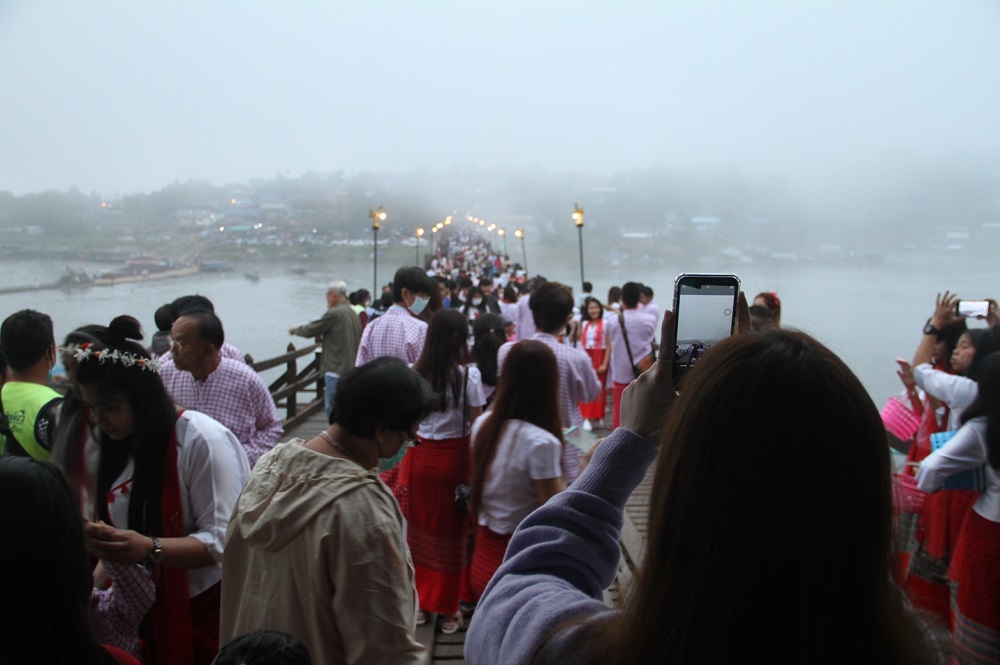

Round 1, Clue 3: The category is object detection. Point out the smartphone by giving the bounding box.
[672,273,740,380]
[955,300,990,319]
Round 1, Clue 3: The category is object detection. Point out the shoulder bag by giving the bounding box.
[619,311,654,379]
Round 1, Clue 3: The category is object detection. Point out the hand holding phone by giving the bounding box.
[955,300,990,319]
[672,273,741,381]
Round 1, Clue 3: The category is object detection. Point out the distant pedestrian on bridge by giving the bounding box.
[355,266,435,366]
[288,280,362,423]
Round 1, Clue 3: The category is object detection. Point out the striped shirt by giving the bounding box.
[355,305,428,366]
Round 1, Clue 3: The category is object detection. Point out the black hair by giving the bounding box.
[582,296,604,321]
[529,282,574,332]
[414,309,472,411]
[963,325,1000,382]
[582,281,593,293]
[621,282,642,308]
[170,294,216,318]
[0,456,114,664]
[177,310,225,349]
[0,309,54,372]
[215,630,311,665]
[75,316,176,536]
[153,304,174,333]
[960,351,1000,470]
[935,319,967,350]
[332,357,438,437]
[640,285,654,298]
[355,288,371,305]
[391,266,434,303]
[472,313,508,389]
[0,340,8,384]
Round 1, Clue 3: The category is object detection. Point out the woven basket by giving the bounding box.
[881,396,921,441]
[893,462,927,513]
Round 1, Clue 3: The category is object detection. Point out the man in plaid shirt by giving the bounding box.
[161,310,282,467]
[356,266,436,366]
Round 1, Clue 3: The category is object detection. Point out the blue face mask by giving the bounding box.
[378,442,410,472]
[409,295,430,316]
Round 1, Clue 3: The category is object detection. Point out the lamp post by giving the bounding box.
[431,226,438,257]
[497,228,507,256]
[415,227,424,265]
[370,206,386,294]
[514,228,527,274]
[572,204,585,289]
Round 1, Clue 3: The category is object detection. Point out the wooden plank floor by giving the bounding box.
[283,407,652,665]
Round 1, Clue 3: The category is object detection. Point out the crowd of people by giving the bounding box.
[1,230,997,663]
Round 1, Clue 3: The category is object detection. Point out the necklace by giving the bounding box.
[317,430,347,454]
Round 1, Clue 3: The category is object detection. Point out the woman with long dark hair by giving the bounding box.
[466,315,951,664]
[0,455,139,664]
[468,340,564,602]
[918,352,1000,664]
[74,316,250,664]
[402,308,486,634]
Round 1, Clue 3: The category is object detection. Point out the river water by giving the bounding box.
[1,247,995,405]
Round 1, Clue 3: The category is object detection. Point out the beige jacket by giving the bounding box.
[220,443,425,664]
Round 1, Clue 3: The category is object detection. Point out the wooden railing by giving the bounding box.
[251,342,324,431]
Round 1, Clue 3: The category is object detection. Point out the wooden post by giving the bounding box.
[286,342,297,420]
[315,348,324,402]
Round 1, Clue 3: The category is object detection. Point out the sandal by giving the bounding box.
[439,612,463,634]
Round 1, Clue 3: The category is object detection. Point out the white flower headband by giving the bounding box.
[67,342,162,373]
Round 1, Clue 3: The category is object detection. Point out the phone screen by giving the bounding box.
[956,300,989,319]
[673,274,740,375]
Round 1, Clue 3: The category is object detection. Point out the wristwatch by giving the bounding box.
[148,537,164,564]
[923,319,939,336]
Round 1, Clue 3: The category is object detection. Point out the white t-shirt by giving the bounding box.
[470,416,562,534]
[417,365,486,439]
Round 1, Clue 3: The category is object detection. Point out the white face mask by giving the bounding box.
[409,295,430,316]
[471,298,483,307]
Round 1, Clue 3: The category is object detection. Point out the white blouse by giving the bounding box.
[107,410,251,596]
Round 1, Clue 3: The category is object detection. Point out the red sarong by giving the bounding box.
[580,347,607,420]
[469,525,512,601]
[400,435,470,615]
[949,510,1000,665]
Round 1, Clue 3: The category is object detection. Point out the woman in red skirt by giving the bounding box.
[917,351,1000,665]
[402,309,485,634]
[468,340,565,603]
[579,297,609,430]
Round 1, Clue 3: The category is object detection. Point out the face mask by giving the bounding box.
[409,295,430,316]
[471,298,483,306]
[378,441,410,472]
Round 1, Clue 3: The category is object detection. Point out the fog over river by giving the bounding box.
[2,247,995,407]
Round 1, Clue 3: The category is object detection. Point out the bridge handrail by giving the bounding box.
[251,342,324,427]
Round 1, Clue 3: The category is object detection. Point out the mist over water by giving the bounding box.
[3,247,995,405]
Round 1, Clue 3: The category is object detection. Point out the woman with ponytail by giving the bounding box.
[75,316,251,665]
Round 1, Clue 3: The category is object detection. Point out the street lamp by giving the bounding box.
[573,204,585,289]
[431,226,438,257]
[415,227,424,265]
[514,228,527,274]
[370,206,386,294]
[497,228,507,255]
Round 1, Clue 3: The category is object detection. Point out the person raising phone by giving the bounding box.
[466,299,952,665]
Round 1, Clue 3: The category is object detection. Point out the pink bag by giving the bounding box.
[880,396,921,441]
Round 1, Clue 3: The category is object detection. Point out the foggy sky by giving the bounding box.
[1,1,998,196]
